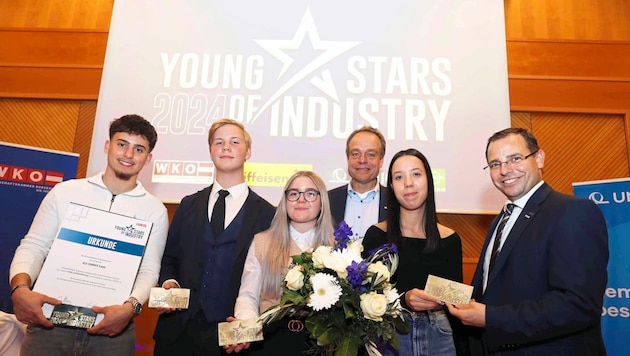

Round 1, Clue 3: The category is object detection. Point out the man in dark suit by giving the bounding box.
[447,128,608,355]
[153,119,275,355]
[328,126,388,241]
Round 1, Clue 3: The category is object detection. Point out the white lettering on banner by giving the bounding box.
[161,53,264,90]
[154,52,453,142]
[602,287,630,318]
[588,191,630,205]
[346,56,452,96]
[268,96,450,140]
[86,236,117,250]
[602,306,630,318]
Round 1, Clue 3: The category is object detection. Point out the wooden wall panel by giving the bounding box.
[0,98,80,152]
[0,29,108,66]
[0,0,114,30]
[532,113,629,195]
[507,40,630,79]
[74,101,97,178]
[509,78,630,112]
[0,66,103,99]
[504,0,630,41]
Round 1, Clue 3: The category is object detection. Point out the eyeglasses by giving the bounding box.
[285,189,320,202]
[484,150,539,171]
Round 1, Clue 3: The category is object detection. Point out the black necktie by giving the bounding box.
[488,203,515,273]
[210,190,230,237]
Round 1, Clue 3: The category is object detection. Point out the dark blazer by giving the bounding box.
[327,183,389,228]
[468,183,608,355]
[153,185,275,343]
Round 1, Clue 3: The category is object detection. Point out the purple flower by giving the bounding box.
[333,221,353,251]
[369,243,398,259]
[346,261,368,291]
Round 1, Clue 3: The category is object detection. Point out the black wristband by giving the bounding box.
[10,283,30,296]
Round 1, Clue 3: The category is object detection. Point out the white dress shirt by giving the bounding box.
[207,181,250,228]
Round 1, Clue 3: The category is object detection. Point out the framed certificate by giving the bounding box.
[33,203,153,327]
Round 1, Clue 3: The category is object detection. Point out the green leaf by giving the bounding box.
[343,302,356,319]
[334,336,361,356]
[394,316,409,333]
[316,327,339,346]
[280,289,305,305]
[388,333,400,350]
[306,318,326,338]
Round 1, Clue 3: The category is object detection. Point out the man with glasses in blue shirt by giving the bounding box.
[448,127,608,355]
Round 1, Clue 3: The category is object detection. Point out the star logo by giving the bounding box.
[123,225,136,235]
[249,7,359,124]
[67,308,83,322]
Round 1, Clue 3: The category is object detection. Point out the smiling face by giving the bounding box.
[346,131,384,192]
[390,155,428,212]
[209,124,251,175]
[486,133,545,201]
[104,132,152,181]
[286,175,322,231]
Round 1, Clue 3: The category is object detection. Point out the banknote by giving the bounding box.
[148,287,190,309]
[424,274,474,305]
[218,319,264,346]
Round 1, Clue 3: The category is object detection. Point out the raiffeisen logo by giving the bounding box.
[155,7,452,142]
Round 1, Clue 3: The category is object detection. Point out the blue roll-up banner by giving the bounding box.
[0,142,79,312]
[573,178,630,355]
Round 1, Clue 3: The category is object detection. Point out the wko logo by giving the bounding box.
[152,160,213,184]
[0,164,63,186]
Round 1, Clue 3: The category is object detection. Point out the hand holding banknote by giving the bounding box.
[222,316,251,354]
[405,288,443,312]
[154,281,182,314]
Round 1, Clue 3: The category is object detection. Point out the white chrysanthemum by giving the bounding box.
[383,286,403,314]
[307,273,342,311]
[312,245,333,268]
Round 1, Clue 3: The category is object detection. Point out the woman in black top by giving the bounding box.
[363,148,465,356]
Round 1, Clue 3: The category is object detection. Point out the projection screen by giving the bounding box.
[88,0,510,213]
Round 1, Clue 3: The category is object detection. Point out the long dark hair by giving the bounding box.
[386,148,440,253]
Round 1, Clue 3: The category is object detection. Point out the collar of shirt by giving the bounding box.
[289,225,317,251]
[208,182,249,224]
[211,181,248,200]
[347,184,379,202]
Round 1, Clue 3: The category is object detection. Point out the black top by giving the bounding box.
[362,225,463,297]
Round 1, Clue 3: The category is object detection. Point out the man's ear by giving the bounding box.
[535,149,545,169]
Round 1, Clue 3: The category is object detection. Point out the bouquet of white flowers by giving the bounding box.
[258,221,407,356]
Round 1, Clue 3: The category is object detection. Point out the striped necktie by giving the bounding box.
[488,203,515,273]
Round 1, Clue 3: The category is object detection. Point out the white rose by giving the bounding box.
[368,261,391,284]
[284,265,304,290]
[312,246,332,268]
[346,240,364,256]
[360,292,388,321]
[322,253,350,278]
